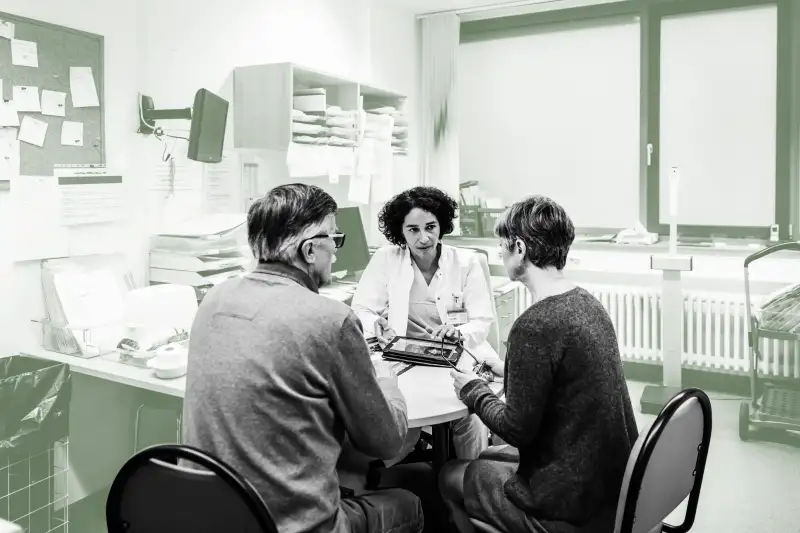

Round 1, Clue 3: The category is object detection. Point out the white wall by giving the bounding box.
[0,0,419,356]
[0,0,141,356]
[135,0,419,244]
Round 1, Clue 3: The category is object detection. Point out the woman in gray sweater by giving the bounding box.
[440,195,639,533]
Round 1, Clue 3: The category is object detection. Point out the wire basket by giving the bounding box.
[0,438,69,533]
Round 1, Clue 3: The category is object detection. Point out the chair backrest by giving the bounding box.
[613,388,712,533]
[106,444,278,533]
[454,247,500,351]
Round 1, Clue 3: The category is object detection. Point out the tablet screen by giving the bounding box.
[386,336,459,360]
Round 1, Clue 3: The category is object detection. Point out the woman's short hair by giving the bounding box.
[247,183,337,263]
[377,186,458,246]
[495,195,575,270]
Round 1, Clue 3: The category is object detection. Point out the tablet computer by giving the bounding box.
[381,336,462,368]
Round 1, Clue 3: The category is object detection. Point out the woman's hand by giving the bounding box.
[374,316,396,346]
[450,369,482,400]
[482,356,505,378]
[427,324,462,342]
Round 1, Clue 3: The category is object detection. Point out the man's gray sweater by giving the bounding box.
[182,262,409,533]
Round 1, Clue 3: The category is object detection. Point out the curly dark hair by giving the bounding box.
[378,186,459,247]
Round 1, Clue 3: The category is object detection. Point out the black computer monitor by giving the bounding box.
[187,89,229,164]
[335,207,371,276]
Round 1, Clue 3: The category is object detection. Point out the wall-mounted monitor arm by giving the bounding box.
[137,93,192,135]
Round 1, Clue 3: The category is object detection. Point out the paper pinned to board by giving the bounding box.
[18,116,48,147]
[0,20,14,39]
[13,85,40,112]
[41,89,67,117]
[70,66,100,108]
[11,39,38,67]
[61,121,83,146]
[0,99,19,127]
[0,128,20,179]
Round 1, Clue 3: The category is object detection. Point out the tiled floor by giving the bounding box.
[71,380,800,533]
[626,381,800,533]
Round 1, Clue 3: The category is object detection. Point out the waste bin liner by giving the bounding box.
[0,355,71,463]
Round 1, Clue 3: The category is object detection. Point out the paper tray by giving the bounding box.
[31,317,119,358]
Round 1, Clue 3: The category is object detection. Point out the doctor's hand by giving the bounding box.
[374,317,396,346]
[427,324,462,342]
[450,369,482,400]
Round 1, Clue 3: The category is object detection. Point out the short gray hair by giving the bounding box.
[495,195,575,270]
[247,184,337,263]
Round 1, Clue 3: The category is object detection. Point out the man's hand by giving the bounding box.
[373,360,398,384]
[450,369,482,400]
[374,316,397,346]
[427,324,461,342]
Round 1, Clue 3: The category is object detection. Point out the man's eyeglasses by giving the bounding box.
[301,233,346,249]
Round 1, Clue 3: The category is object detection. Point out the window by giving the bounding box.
[459,0,796,239]
[459,16,641,231]
[647,1,787,238]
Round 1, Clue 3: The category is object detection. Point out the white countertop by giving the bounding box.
[19,275,504,426]
[21,344,502,428]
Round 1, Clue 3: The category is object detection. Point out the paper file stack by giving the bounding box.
[149,214,252,302]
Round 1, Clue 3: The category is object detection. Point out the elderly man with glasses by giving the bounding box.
[182,183,424,533]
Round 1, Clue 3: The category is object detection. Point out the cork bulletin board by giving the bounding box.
[0,11,104,176]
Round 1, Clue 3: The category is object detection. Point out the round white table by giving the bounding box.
[392,362,504,472]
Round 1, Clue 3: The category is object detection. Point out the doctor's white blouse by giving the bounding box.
[351,244,498,361]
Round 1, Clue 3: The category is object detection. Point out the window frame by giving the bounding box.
[459,0,798,241]
[645,0,792,240]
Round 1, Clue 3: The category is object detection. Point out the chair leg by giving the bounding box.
[176,414,182,444]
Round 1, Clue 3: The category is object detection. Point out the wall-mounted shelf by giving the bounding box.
[232,62,408,154]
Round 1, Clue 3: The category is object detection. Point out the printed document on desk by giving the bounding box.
[54,166,123,225]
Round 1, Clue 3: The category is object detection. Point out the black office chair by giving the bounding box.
[106,444,278,533]
[470,388,713,533]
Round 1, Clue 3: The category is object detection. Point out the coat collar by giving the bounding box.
[400,242,448,269]
[252,261,319,293]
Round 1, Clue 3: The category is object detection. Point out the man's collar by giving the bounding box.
[253,261,319,293]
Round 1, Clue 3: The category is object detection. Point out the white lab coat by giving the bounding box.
[351,244,499,365]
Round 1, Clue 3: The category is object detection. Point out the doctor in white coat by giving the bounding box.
[351,186,501,460]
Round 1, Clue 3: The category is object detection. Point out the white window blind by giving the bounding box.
[458,16,641,229]
[658,4,777,227]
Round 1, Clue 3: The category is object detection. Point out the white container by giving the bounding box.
[146,344,188,379]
